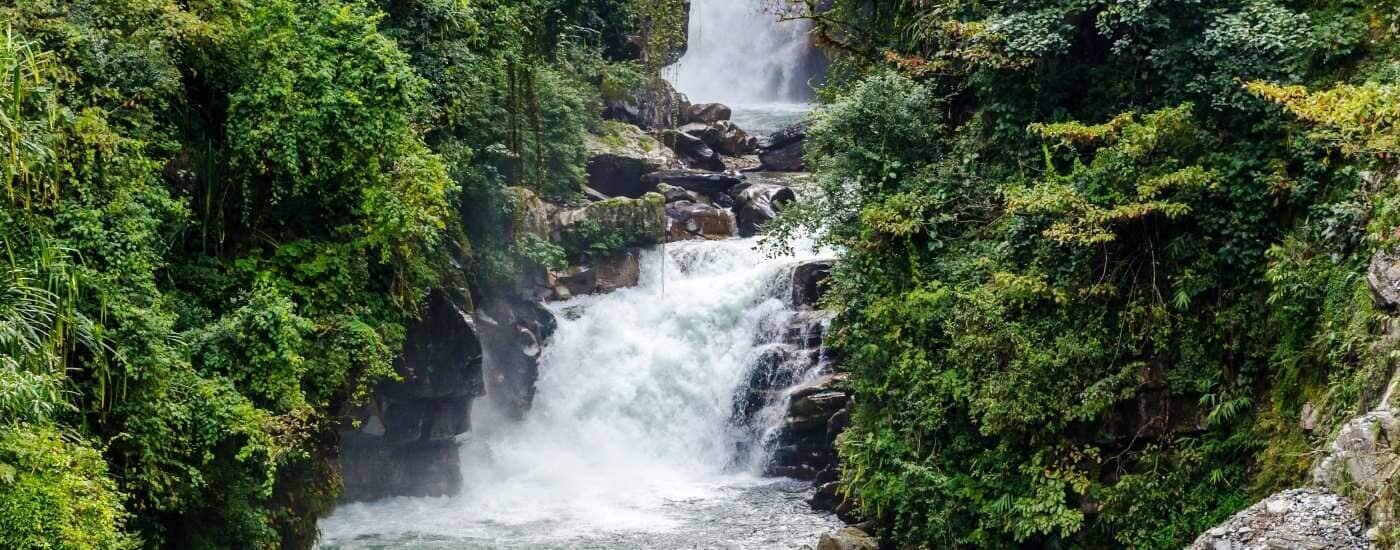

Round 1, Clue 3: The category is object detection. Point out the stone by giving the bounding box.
[584,121,681,198]
[792,260,832,309]
[660,128,726,171]
[729,154,763,172]
[759,122,808,172]
[683,102,732,124]
[554,192,668,246]
[665,200,737,240]
[603,78,690,130]
[1369,246,1400,311]
[552,250,643,297]
[506,186,554,243]
[339,290,483,501]
[816,527,877,550]
[641,170,745,197]
[730,182,797,236]
[1189,489,1366,550]
[473,297,557,421]
[656,182,711,205]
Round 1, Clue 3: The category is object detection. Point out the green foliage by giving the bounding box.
[782,1,1400,547]
[0,0,631,546]
[0,425,130,550]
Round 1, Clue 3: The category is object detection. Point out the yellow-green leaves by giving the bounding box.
[1248,81,1400,156]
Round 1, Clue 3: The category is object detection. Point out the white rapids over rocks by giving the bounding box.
[317,238,842,549]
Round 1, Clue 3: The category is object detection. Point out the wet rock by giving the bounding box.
[729,182,796,236]
[1368,247,1400,311]
[792,261,832,309]
[679,120,758,156]
[1189,489,1366,550]
[642,170,744,197]
[506,186,555,243]
[340,291,483,501]
[473,297,557,421]
[759,122,807,172]
[767,373,851,480]
[729,154,763,172]
[551,250,643,298]
[683,102,732,124]
[660,128,726,171]
[816,527,877,550]
[665,200,736,240]
[585,121,681,198]
[656,182,711,205]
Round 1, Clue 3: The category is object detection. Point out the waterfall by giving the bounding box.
[667,0,825,115]
[319,238,840,548]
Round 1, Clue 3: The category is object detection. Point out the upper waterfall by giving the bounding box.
[667,0,825,105]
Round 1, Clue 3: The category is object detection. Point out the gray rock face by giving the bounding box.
[730,182,796,237]
[585,122,680,198]
[1369,247,1400,311]
[1190,489,1366,550]
[1313,410,1400,532]
[604,78,690,130]
[768,372,850,480]
[340,291,482,501]
[679,120,758,156]
[473,297,557,421]
[683,102,732,124]
[816,527,878,550]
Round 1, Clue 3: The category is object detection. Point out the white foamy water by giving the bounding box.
[318,238,841,549]
[667,0,824,107]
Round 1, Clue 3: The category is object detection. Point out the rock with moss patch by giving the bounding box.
[554,193,667,247]
[585,122,681,198]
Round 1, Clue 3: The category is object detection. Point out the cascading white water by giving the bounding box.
[318,238,841,549]
[667,0,824,134]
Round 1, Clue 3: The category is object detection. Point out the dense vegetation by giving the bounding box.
[776,0,1400,547]
[0,0,637,547]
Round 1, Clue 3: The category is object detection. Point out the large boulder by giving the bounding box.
[665,201,736,240]
[792,260,833,309]
[642,170,744,198]
[767,373,850,480]
[660,128,726,171]
[759,122,808,171]
[473,297,557,421]
[683,102,732,124]
[340,291,482,501]
[604,78,690,130]
[554,192,668,247]
[1190,489,1366,550]
[681,120,758,156]
[729,182,796,236]
[585,121,681,198]
[550,249,643,299]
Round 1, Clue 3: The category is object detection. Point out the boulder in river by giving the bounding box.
[684,102,732,124]
[660,128,726,171]
[759,122,808,172]
[792,260,832,309]
[642,170,744,198]
[729,181,796,236]
[665,200,737,240]
[585,121,681,198]
[554,192,668,247]
[551,249,643,298]
[473,296,557,420]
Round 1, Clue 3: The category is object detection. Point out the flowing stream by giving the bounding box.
[319,239,841,548]
[319,2,833,547]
